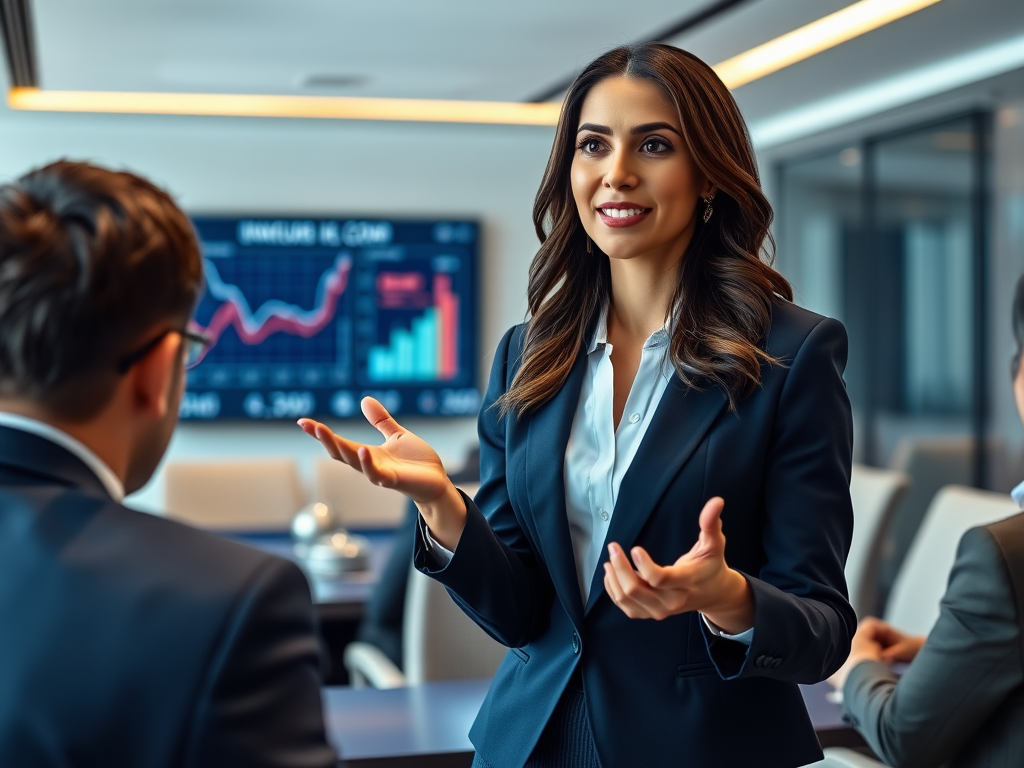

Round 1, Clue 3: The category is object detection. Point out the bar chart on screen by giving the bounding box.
[367,272,459,383]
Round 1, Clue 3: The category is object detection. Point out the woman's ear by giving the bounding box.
[129,332,181,419]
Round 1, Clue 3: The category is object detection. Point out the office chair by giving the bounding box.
[884,484,1018,635]
[847,465,910,617]
[883,437,1005,607]
[164,459,305,530]
[344,482,508,688]
[314,458,408,529]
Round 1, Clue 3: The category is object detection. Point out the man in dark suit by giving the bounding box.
[829,276,1024,768]
[0,161,337,768]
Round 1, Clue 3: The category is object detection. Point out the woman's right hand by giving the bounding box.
[297,396,467,550]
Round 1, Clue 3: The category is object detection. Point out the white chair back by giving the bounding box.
[402,568,507,684]
[164,459,305,530]
[847,464,909,617]
[402,482,506,683]
[314,459,407,529]
[884,485,1018,635]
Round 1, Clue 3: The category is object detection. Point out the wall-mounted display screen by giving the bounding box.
[181,216,480,421]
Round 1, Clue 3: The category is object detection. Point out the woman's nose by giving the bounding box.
[603,149,638,190]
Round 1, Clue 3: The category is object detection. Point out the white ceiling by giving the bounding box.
[16,0,1024,126]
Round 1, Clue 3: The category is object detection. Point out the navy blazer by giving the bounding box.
[0,427,337,768]
[415,300,856,768]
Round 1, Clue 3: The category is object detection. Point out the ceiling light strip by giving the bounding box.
[750,33,1024,148]
[6,87,562,125]
[713,0,942,89]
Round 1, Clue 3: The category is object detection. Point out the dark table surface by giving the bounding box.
[325,678,863,768]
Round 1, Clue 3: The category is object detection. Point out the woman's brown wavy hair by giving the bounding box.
[499,42,792,417]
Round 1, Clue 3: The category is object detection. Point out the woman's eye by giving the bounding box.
[578,138,604,154]
[641,138,671,154]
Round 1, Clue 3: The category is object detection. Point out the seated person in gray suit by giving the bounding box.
[829,275,1024,768]
[0,161,337,768]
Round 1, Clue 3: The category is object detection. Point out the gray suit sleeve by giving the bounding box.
[842,526,1023,768]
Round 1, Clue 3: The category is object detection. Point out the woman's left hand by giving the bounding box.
[603,497,754,634]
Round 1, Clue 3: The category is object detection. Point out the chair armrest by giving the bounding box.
[821,747,888,768]
[343,641,408,689]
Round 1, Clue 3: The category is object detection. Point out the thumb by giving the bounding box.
[698,497,725,540]
[361,396,403,439]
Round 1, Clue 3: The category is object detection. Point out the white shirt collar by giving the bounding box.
[587,303,671,355]
[0,412,125,502]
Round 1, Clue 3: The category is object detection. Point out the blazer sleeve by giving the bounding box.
[183,558,337,768]
[704,317,857,682]
[413,325,555,648]
[842,526,1024,768]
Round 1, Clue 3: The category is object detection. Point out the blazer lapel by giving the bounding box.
[524,347,589,628]
[584,376,728,614]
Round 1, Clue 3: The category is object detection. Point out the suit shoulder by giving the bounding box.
[979,513,1024,608]
[765,299,846,359]
[99,500,301,595]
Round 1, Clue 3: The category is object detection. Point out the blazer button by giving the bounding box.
[755,655,766,667]
[571,632,580,654]
[772,658,782,669]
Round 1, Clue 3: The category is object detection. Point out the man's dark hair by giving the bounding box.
[0,160,203,420]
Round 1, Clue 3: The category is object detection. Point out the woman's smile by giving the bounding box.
[596,202,652,227]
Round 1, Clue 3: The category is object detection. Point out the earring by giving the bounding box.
[586,236,592,254]
[702,195,714,224]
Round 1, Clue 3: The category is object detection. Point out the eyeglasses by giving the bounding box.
[116,326,213,373]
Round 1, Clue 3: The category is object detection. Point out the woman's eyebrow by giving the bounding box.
[631,121,682,136]
[575,121,683,136]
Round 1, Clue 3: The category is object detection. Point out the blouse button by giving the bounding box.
[600,509,610,521]
[628,412,640,424]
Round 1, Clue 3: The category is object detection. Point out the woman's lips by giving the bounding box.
[597,206,652,228]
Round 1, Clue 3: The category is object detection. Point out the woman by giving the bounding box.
[300,43,855,768]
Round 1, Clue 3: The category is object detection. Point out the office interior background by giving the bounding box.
[2,0,1024,639]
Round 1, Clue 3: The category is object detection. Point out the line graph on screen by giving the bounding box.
[193,254,352,358]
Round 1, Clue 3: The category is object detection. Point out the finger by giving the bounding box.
[356,446,399,489]
[313,423,366,466]
[297,418,320,436]
[630,546,669,588]
[361,397,404,440]
[608,544,662,613]
[603,562,645,619]
[603,563,626,604]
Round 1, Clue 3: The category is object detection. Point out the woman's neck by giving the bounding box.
[607,252,682,342]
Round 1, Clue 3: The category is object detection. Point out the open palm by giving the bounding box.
[298,397,450,505]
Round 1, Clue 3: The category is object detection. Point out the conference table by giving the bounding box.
[229,531,868,764]
[324,678,865,768]
[229,529,396,620]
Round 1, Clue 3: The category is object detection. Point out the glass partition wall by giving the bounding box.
[775,113,991,611]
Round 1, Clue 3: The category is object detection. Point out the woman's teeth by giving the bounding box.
[600,208,646,218]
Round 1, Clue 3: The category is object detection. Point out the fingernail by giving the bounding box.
[631,548,642,561]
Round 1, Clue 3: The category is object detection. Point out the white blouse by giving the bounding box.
[428,308,752,643]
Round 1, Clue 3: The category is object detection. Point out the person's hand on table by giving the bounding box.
[298,396,467,550]
[602,497,754,635]
[828,616,926,689]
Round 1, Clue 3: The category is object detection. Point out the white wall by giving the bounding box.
[0,106,556,510]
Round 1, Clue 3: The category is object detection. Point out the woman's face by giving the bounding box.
[571,75,710,266]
